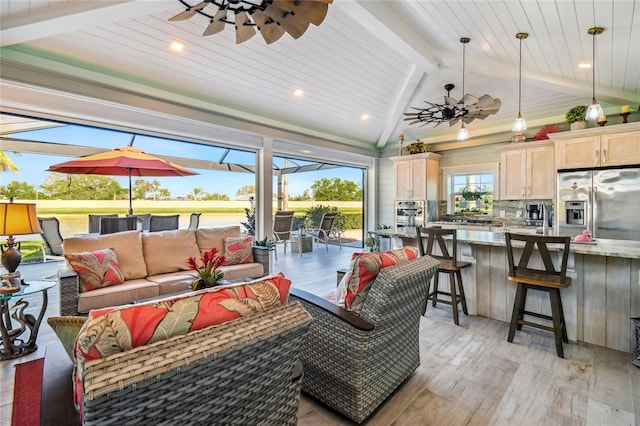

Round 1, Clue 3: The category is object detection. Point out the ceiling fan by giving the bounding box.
[169,0,333,44]
[404,37,501,130]
[403,84,502,128]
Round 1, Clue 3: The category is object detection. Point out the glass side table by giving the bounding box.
[0,281,55,360]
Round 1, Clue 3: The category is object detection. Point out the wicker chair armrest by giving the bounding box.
[58,267,80,316]
[289,287,374,331]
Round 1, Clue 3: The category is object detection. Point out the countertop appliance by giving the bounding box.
[557,166,640,240]
[525,203,544,226]
[395,200,424,230]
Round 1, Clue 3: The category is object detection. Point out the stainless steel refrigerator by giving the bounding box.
[557,167,640,240]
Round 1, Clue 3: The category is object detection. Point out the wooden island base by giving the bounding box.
[373,229,640,353]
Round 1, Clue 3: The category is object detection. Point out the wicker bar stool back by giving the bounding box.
[505,232,571,358]
[416,227,470,325]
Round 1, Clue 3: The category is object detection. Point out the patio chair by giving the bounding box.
[272,211,294,260]
[188,212,201,230]
[128,213,151,231]
[38,217,65,262]
[88,214,118,234]
[100,216,137,234]
[149,214,180,232]
[290,255,440,423]
[306,212,341,252]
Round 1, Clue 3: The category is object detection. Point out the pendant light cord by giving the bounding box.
[591,30,596,102]
[518,36,522,114]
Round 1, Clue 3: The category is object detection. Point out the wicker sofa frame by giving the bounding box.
[290,255,440,423]
[76,302,311,425]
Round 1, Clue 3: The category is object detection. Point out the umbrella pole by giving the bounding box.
[128,169,133,216]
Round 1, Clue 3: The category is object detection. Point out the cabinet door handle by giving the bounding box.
[521,186,525,197]
[602,149,607,164]
[527,186,531,196]
[595,150,599,164]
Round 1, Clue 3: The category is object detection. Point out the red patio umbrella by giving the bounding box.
[47,146,199,215]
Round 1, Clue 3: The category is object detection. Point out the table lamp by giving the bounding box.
[0,200,42,273]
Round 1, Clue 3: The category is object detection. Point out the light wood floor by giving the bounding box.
[2,244,639,425]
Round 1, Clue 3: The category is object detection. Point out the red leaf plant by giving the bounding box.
[188,247,226,290]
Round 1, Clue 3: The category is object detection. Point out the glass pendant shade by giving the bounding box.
[586,99,604,121]
[457,123,469,141]
[512,114,527,132]
[585,27,605,122]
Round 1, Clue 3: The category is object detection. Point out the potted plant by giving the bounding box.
[565,105,588,130]
[253,236,274,274]
[187,247,226,290]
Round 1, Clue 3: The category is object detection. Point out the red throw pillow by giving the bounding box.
[223,236,254,265]
[338,247,418,314]
[65,248,125,292]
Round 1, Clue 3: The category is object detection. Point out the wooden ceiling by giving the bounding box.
[1,0,638,155]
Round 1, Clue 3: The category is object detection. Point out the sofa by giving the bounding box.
[290,252,440,423]
[62,274,311,425]
[59,226,268,316]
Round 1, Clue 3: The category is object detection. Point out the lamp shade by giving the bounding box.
[0,203,42,236]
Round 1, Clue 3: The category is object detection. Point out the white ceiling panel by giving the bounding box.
[1,0,638,153]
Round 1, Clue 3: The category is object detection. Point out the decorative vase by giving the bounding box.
[570,121,587,131]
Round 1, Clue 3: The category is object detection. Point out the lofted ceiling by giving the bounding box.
[0,0,638,156]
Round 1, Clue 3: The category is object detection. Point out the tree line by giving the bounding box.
[0,176,362,201]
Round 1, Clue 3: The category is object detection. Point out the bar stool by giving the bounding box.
[416,227,469,325]
[505,232,571,358]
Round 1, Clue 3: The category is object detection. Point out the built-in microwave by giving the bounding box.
[395,200,424,229]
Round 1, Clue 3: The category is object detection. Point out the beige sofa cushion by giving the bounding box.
[63,231,147,280]
[142,229,200,276]
[196,226,241,254]
[77,279,158,313]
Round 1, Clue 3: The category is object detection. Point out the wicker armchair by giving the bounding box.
[290,255,440,423]
[75,302,311,425]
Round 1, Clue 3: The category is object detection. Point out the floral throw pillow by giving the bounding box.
[65,248,125,292]
[223,236,254,265]
[338,247,418,315]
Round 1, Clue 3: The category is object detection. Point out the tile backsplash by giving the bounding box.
[437,199,554,226]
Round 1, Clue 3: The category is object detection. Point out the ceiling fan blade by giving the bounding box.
[461,94,478,106]
[252,10,286,44]
[203,9,228,36]
[444,96,458,106]
[264,4,310,39]
[235,12,257,44]
[475,94,496,107]
[273,0,330,26]
[169,1,208,21]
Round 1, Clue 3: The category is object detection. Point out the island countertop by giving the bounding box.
[371,228,640,260]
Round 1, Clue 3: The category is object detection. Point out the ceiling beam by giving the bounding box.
[376,65,424,149]
[1,1,177,47]
[334,0,441,73]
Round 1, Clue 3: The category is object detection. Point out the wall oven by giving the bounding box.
[395,200,424,229]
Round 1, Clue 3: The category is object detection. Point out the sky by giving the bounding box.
[1,120,362,199]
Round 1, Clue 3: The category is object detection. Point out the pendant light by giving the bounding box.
[456,37,470,141]
[512,32,528,132]
[585,26,604,121]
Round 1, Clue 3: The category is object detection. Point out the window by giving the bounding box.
[442,163,499,215]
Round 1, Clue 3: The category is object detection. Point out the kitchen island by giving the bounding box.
[372,228,640,353]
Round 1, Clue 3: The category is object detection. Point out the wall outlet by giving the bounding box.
[500,210,506,218]
[516,211,522,218]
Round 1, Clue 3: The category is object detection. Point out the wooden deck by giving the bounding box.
[2,245,639,425]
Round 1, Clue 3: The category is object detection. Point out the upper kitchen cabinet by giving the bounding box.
[550,123,640,169]
[499,140,555,200]
[389,152,441,200]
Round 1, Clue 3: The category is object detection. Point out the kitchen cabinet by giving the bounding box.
[499,140,554,200]
[390,152,441,200]
[550,123,640,169]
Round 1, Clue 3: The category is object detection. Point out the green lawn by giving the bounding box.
[18,241,45,263]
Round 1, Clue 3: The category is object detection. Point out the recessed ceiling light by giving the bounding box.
[579,62,591,69]
[301,149,313,154]
[293,89,305,98]
[170,40,185,52]
[361,114,370,121]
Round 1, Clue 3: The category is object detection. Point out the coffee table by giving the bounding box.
[0,280,55,360]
